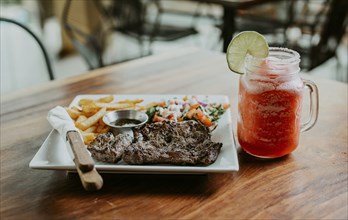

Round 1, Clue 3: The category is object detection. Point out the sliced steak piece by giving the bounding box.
[123,120,222,165]
[87,132,132,163]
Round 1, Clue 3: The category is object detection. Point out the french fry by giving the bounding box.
[76,107,106,131]
[67,96,147,139]
[84,126,97,133]
[78,99,94,106]
[117,99,143,105]
[67,108,81,120]
[81,102,100,116]
[96,124,106,133]
[95,102,135,110]
[97,95,114,103]
[82,132,96,145]
[99,126,111,133]
[71,106,81,111]
[76,115,87,124]
[98,117,106,126]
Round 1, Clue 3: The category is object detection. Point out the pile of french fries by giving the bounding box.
[66,95,143,145]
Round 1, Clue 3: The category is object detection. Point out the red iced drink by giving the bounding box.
[237,48,308,158]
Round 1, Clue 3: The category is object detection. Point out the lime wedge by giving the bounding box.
[226,31,269,74]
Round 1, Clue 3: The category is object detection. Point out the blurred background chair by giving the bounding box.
[285,0,348,70]
[191,0,296,49]
[96,0,198,55]
[62,0,198,70]
[0,17,54,80]
[1,16,55,94]
[233,0,295,47]
[62,0,108,70]
[206,0,347,71]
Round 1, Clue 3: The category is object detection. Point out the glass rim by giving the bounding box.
[245,47,301,75]
[246,47,301,65]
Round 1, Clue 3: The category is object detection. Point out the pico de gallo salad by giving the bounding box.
[146,96,230,130]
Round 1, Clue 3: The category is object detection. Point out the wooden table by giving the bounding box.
[1,48,347,219]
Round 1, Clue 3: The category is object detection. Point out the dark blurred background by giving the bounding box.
[1,0,347,94]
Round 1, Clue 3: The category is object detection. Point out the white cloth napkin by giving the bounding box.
[47,106,80,137]
[47,106,81,159]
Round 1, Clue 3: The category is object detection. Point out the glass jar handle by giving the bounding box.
[301,79,319,132]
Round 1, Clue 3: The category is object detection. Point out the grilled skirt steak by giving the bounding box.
[87,132,132,163]
[123,120,222,165]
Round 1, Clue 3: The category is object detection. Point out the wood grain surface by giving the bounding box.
[1,48,347,219]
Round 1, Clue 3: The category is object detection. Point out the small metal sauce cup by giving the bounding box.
[103,110,148,138]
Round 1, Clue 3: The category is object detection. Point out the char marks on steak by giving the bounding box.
[123,120,222,165]
[87,132,132,163]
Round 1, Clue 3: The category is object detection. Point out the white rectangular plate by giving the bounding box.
[29,95,239,173]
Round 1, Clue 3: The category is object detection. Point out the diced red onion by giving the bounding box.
[198,101,208,107]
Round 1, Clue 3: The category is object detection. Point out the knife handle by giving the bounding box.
[75,161,103,191]
[67,131,95,172]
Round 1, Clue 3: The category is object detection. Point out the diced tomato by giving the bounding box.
[153,115,166,122]
[186,109,196,119]
[159,101,167,107]
[167,114,175,120]
[195,109,204,120]
[223,103,230,110]
[189,103,200,110]
[200,115,212,127]
[192,109,212,127]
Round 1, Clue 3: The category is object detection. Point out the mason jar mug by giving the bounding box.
[237,47,319,158]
